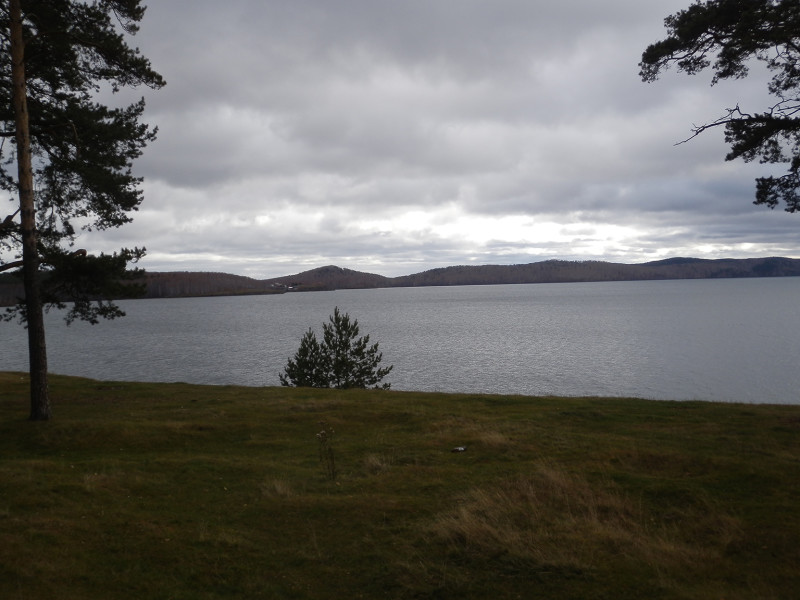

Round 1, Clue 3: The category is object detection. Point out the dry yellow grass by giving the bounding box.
[429,461,742,588]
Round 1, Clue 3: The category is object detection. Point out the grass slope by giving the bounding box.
[1,372,799,599]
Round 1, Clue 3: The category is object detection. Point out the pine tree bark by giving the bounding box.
[10,0,51,420]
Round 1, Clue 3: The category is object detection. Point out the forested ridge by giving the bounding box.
[1,257,799,305]
[389,256,800,287]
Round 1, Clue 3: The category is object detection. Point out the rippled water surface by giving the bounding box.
[2,278,798,403]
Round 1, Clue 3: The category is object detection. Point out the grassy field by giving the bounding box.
[1,372,799,599]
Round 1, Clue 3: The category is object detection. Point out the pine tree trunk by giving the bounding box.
[10,0,51,421]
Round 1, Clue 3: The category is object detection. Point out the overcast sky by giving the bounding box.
[85,0,800,278]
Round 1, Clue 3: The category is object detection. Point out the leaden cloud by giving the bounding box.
[81,0,800,277]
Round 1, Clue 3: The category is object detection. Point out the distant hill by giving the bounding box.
[143,271,285,298]
[261,265,392,291]
[259,257,800,291]
[390,257,800,287]
[1,257,799,305]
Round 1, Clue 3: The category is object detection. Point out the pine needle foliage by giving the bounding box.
[280,307,393,389]
[640,0,800,212]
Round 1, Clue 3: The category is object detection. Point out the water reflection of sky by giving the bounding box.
[2,278,798,404]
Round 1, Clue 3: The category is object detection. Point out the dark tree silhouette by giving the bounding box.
[0,1,164,419]
[640,0,800,212]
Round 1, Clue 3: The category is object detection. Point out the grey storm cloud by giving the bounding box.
[69,0,800,277]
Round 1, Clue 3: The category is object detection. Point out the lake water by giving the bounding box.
[1,278,799,404]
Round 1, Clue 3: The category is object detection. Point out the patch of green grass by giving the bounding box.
[1,372,799,599]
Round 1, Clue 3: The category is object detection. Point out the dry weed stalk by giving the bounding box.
[316,421,337,481]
